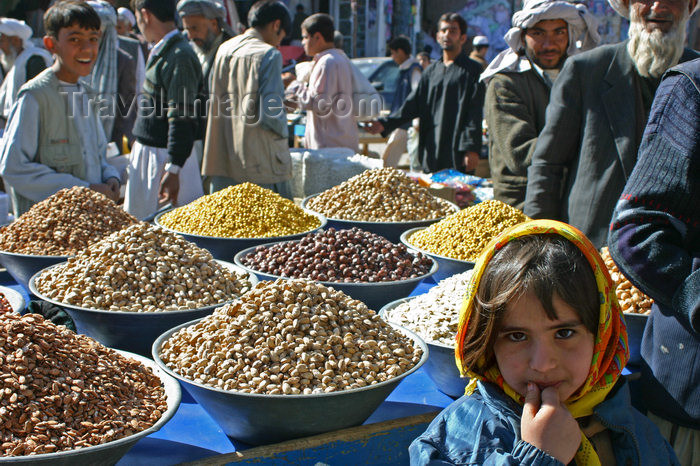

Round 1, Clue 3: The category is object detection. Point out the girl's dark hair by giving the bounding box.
[460,234,599,370]
[44,0,101,38]
[301,13,334,43]
[248,1,292,36]
[130,0,176,24]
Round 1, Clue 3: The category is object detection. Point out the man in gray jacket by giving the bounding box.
[202,0,292,195]
[482,0,598,210]
[523,0,699,247]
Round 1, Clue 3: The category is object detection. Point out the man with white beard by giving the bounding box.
[523,0,699,248]
[0,18,53,128]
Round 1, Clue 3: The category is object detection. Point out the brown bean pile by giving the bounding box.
[306,168,457,222]
[0,293,12,314]
[600,247,653,315]
[240,227,433,282]
[408,200,529,261]
[160,279,423,394]
[0,186,137,256]
[35,223,251,312]
[0,312,167,456]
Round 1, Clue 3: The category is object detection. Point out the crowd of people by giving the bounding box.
[0,0,697,464]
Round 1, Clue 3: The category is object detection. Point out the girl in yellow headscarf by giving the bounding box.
[409,220,678,465]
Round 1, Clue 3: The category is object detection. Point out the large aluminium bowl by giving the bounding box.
[380,298,466,399]
[152,318,428,445]
[0,250,69,292]
[233,241,438,310]
[624,312,648,368]
[0,350,181,465]
[400,227,475,282]
[153,208,327,261]
[301,194,459,243]
[0,285,25,313]
[28,261,257,356]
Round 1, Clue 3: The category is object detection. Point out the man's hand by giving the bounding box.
[89,183,117,201]
[463,151,479,172]
[159,171,180,205]
[105,177,120,202]
[364,121,384,135]
[521,383,580,464]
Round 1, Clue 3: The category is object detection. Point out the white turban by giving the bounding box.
[0,18,33,48]
[481,0,599,84]
[117,7,136,28]
[607,0,699,18]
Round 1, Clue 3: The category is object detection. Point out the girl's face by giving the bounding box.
[493,291,595,402]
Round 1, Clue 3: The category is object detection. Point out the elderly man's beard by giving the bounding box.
[193,29,219,55]
[627,7,688,78]
[0,45,18,73]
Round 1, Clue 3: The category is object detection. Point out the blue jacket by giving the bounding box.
[409,380,678,465]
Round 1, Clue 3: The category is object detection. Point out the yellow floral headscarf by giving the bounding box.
[455,220,629,466]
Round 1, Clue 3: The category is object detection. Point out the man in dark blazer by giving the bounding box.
[523,0,699,247]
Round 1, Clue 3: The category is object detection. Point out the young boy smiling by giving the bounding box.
[0,0,120,217]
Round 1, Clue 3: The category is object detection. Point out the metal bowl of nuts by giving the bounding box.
[27,261,256,356]
[233,231,439,310]
[153,208,327,261]
[0,250,70,293]
[0,347,180,465]
[152,310,429,445]
[400,227,475,282]
[380,298,467,399]
[0,285,25,313]
[302,194,459,244]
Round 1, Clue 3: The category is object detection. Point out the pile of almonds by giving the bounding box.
[160,279,424,395]
[0,186,137,256]
[601,247,653,314]
[0,312,167,456]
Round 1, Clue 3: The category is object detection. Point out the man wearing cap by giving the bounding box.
[469,35,489,71]
[524,0,699,248]
[176,0,234,94]
[482,0,598,210]
[0,18,53,127]
[202,0,292,195]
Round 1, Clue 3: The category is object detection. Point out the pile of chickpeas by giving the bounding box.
[159,279,424,395]
[601,247,653,315]
[158,183,321,238]
[240,228,434,283]
[408,200,529,261]
[35,223,251,312]
[306,168,457,222]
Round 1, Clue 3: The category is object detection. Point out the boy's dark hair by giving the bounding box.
[474,45,489,53]
[301,13,334,43]
[130,0,176,24]
[460,234,599,371]
[438,12,467,36]
[44,0,101,38]
[248,1,292,36]
[388,35,411,56]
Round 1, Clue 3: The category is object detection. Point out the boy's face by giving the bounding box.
[493,291,594,402]
[44,24,100,83]
[301,28,322,56]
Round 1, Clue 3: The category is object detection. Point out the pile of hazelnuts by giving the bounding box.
[240,228,433,283]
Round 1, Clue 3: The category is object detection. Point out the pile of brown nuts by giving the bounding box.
[600,247,653,315]
[0,186,137,256]
[305,168,457,222]
[0,312,167,456]
[34,223,251,312]
[240,227,433,282]
[408,200,529,261]
[160,279,423,394]
[0,292,12,314]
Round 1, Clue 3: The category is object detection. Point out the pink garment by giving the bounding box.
[297,49,359,151]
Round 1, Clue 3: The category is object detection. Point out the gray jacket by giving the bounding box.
[524,41,699,247]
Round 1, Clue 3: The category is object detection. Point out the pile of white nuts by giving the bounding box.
[0,312,167,456]
[160,279,423,394]
[384,270,474,346]
[600,247,653,315]
[306,168,457,222]
[34,223,251,312]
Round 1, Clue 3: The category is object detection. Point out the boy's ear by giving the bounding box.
[43,35,57,54]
